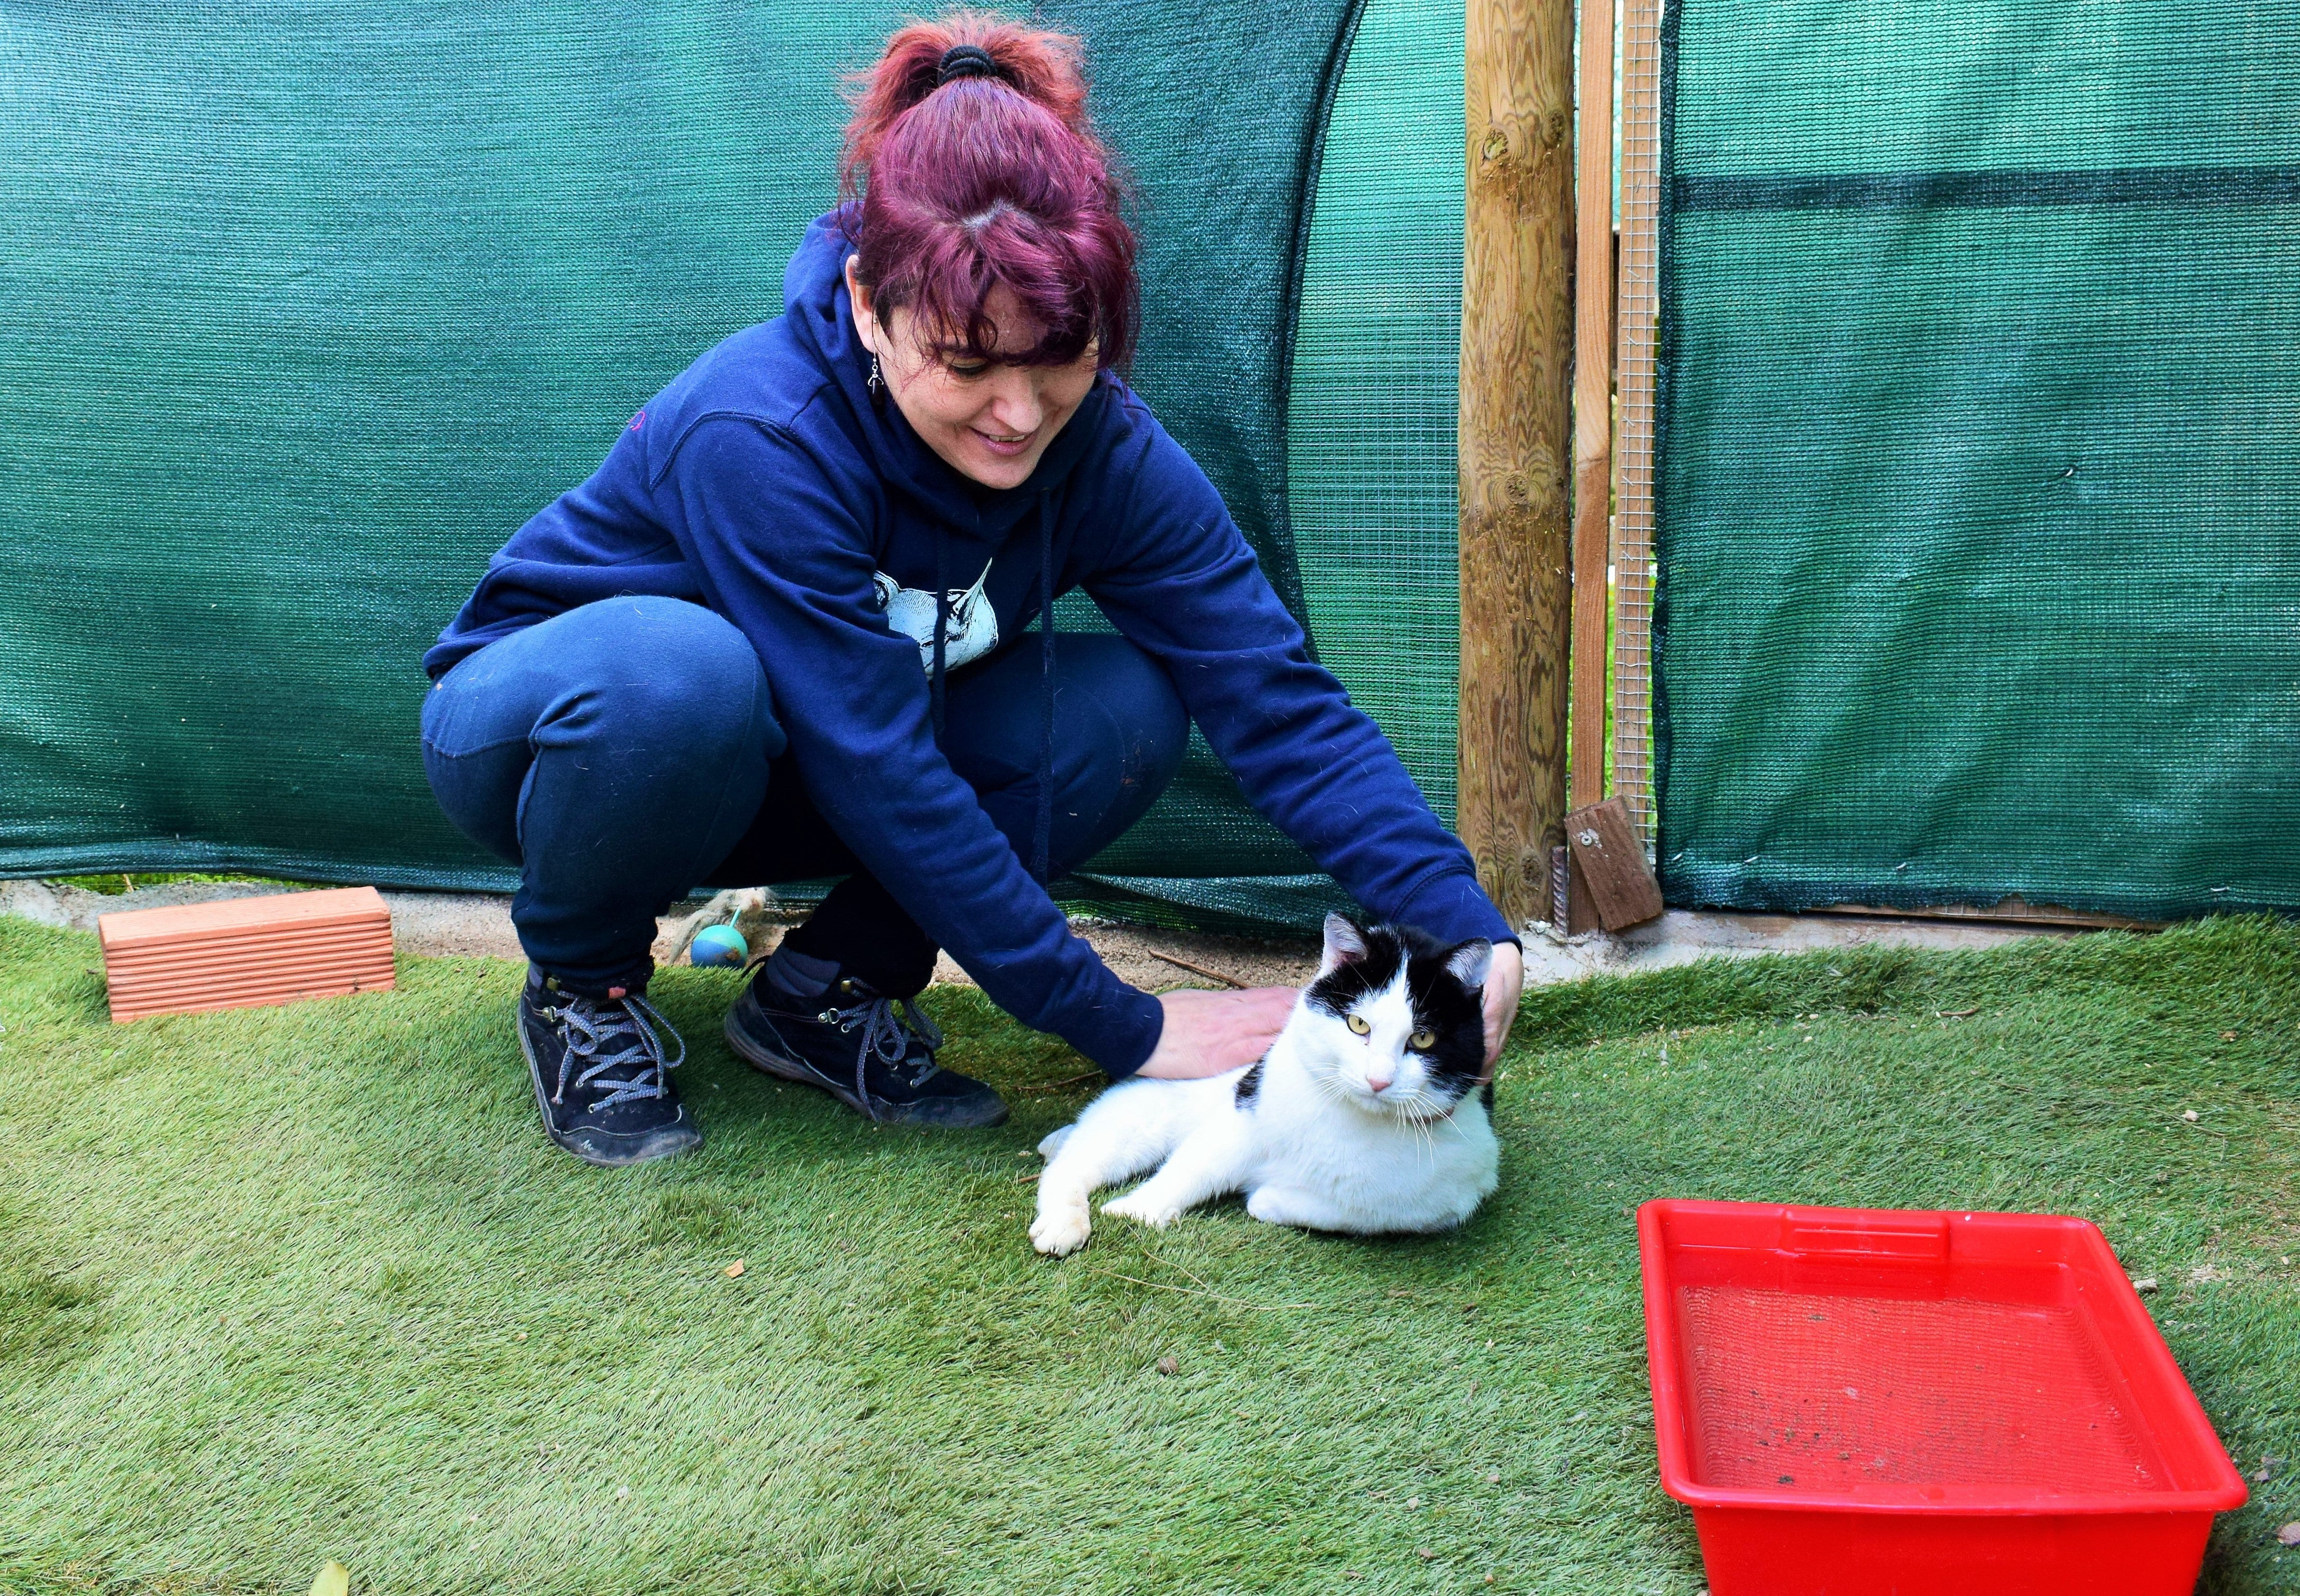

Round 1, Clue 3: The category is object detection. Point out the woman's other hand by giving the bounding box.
[1481,941,1525,1078]
[1136,986,1296,1080]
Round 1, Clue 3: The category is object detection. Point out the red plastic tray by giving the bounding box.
[1639,1200,2246,1596]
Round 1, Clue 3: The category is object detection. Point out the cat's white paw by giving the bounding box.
[1101,1192,1179,1229]
[1244,1187,1298,1226]
[1030,1204,1092,1257]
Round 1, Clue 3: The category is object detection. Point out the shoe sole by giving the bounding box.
[722,1010,871,1108]
[516,1010,700,1167]
[722,1008,1009,1128]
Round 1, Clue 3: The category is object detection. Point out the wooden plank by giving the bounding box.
[1569,0,1616,811]
[1565,796,1665,930]
[1460,0,1576,929]
[1612,0,1663,845]
[1565,841,1603,932]
[1810,900,2163,932]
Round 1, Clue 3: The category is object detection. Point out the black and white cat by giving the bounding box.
[1030,915,1500,1256]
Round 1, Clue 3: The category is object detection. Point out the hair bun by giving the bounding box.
[935,43,1001,86]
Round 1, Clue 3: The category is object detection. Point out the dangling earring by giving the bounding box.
[866,352,883,399]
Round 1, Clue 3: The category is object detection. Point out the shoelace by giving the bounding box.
[541,993,686,1109]
[821,988,945,1115]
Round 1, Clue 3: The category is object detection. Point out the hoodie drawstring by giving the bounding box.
[930,529,951,738]
[1033,494,1057,885]
[921,503,1055,884]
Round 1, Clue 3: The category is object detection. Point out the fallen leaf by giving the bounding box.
[1156,1355,1179,1376]
[2221,1031,2237,1041]
[615,1485,630,1501]
[2132,1276,2159,1294]
[2278,1521,2300,1547]
[1417,1549,1435,1560]
[1936,1008,1979,1020]
[1487,1471,1502,1484]
[724,1260,745,1278]
[2182,1109,2199,1122]
[310,1563,349,1596]
[1406,1496,1421,1509]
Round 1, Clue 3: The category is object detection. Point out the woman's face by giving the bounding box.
[847,255,1100,492]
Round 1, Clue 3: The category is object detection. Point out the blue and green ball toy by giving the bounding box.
[689,923,749,968]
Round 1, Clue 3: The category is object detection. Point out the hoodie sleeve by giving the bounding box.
[1085,411,1518,953]
[659,415,1167,1075]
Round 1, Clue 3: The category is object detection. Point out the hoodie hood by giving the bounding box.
[780,207,1112,546]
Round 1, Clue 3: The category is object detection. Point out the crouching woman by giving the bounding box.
[419,12,1523,1165]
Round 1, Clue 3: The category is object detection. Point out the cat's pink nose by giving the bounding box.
[1366,1077,1390,1094]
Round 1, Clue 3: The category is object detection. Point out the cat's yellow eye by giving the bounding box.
[1346,1013,1371,1036]
[1409,1029,1436,1050]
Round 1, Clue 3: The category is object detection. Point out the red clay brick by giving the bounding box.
[99,886,395,1023]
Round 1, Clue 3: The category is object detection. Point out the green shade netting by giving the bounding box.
[1656,0,2300,918]
[0,0,1470,931]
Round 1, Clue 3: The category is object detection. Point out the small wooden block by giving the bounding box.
[1563,798,1664,932]
[98,886,395,1023]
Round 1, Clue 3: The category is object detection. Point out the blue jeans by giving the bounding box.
[421,596,1188,996]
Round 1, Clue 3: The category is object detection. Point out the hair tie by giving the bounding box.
[935,44,1000,86]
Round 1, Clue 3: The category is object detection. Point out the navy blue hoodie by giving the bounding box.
[428,210,1514,1076]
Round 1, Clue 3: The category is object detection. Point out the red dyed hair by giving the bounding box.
[839,11,1137,370]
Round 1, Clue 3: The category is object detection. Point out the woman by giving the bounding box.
[421,13,1524,1166]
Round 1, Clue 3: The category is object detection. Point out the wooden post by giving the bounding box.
[1459,0,1576,929]
[1569,0,1615,811]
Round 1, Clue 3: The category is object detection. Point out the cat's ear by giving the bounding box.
[1319,913,1370,977]
[1445,938,1494,992]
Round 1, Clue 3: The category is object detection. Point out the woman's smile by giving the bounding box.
[971,424,1034,458]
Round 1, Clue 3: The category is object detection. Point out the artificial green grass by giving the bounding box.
[1,915,2296,1595]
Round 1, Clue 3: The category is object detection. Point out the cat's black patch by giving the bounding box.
[1303,921,1404,1018]
[1403,931,1490,1106]
[1235,1059,1264,1105]
[1309,918,1492,1111]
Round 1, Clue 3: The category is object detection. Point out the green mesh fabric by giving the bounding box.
[1072,0,1465,926]
[0,0,1472,929]
[1656,0,2300,918]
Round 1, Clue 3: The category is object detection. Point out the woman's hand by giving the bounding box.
[1135,986,1296,1080]
[1481,941,1526,1079]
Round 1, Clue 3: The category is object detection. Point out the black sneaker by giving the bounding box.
[724,969,1008,1128]
[516,968,702,1166]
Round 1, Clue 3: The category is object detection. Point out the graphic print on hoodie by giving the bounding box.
[428,208,1514,1077]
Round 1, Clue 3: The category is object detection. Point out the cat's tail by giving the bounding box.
[1030,1076,1224,1257]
